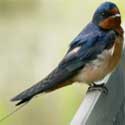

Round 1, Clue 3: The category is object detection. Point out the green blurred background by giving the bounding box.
[0,0,124,125]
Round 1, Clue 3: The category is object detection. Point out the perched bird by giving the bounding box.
[11,2,124,106]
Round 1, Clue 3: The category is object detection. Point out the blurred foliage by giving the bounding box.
[0,0,124,125]
[0,0,39,16]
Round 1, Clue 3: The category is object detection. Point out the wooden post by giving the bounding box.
[71,45,125,124]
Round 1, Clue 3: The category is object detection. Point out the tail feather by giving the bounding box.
[11,66,75,106]
[11,68,61,106]
[15,97,31,106]
[11,80,54,106]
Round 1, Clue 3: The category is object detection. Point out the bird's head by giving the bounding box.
[92,2,121,31]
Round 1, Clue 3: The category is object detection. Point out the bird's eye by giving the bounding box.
[101,12,112,17]
[101,13,105,16]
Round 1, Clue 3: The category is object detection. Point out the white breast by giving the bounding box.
[73,36,123,85]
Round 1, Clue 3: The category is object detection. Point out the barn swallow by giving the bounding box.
[11,2,124,106]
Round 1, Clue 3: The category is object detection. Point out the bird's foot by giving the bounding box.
[88,83,108,94]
